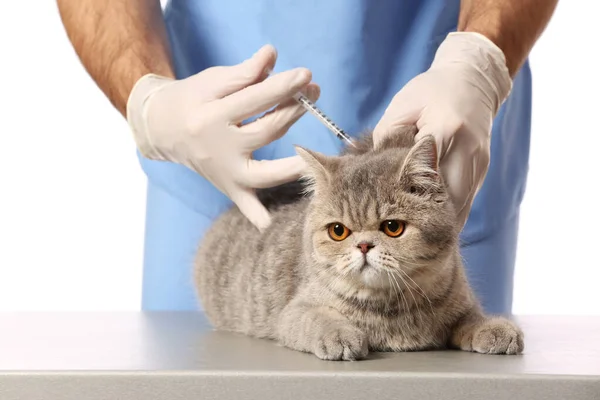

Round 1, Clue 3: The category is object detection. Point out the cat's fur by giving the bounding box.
[194,126,524,360]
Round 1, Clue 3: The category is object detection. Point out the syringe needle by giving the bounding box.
[293,93,356,148]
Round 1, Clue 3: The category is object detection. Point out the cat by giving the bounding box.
[193,126,524,361]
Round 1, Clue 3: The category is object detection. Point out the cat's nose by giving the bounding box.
[357,241,375,254]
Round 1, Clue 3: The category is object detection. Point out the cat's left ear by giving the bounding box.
[294,146,337,193]
[399,135,444,197]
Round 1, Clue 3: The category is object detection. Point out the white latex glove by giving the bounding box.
[373,32,513,227]
[126,45,319,230]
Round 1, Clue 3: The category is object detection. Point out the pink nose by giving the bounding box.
[357,242,375,254]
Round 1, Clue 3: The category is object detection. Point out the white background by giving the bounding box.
[0,1,598,314]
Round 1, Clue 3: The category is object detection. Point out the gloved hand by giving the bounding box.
[373,32,512,228]
[126,45,319,230]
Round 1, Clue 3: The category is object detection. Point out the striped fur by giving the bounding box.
[194,126,524,360]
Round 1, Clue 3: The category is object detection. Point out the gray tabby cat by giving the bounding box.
[194,126,524,361]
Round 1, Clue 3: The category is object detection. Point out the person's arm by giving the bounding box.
[374,1,558,228]
[57,0,318,231]
[458,0,558,77]
[56,0,174,117]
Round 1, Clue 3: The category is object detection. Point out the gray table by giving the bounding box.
[0,313,598,400]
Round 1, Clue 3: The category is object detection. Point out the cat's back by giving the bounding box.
[194,181,309,335]
[196,180,307,265]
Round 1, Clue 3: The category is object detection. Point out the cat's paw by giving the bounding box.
[472,317,524,355]
[314,324,368,361]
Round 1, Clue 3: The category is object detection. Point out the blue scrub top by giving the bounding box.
[138,0,532,314]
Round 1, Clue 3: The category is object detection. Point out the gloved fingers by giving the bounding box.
[241,83,320,151]
[373,122,417,149]
[441,140,489,228]
[221,68,312,123]
[439,148,474,224]
[192,45,277,100]
[455,190,476,230]
[414,117,463,161]
[458,149,490,227]
[372,76,431,146]
[243,155,305,189]
[455,151,487,228]
[230,188,272,232]
[372,104,419,148]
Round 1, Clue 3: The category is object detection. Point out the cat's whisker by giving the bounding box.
[383,271,400,336]
[388,270,413,332]
[384,271,394,301]
[392,269,425,325]
[380,252,431,270]
[320,262,358,301]
[395,268,435,316]
[394,269,435,319]
[398,258,430,268]
[385,271,401,315]
[381,258,430,272]
[385,271,399,306]
[387,269,409,314]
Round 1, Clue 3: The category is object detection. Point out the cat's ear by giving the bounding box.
[399,135,444,196]
[294,146,336,193]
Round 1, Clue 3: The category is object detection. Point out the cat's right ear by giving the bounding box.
[294,146,335,193]
[399,135,445,198]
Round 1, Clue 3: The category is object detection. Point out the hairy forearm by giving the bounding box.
[458,0,558,77]
[57,0,175,116]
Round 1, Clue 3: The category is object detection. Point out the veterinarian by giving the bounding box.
[57,0,557,314]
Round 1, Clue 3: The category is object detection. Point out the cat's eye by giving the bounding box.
[381,220,405,238]
[328,223,351,241]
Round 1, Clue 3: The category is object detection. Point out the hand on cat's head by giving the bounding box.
[294,128,458,290]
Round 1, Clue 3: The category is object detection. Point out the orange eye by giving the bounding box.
[381,220,405,237]
[328,223,351,241]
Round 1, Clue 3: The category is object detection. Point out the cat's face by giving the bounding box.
[297,135,457,291]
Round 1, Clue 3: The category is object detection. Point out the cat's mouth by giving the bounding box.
[347,255,386,286]
[358,263,371,273]
[352,259,389,288]
[358,259,377,274]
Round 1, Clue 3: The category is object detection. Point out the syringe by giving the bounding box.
[293,92,356,148]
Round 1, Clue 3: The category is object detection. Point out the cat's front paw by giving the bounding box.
[472,317,524,355]
[314,324,368,361]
